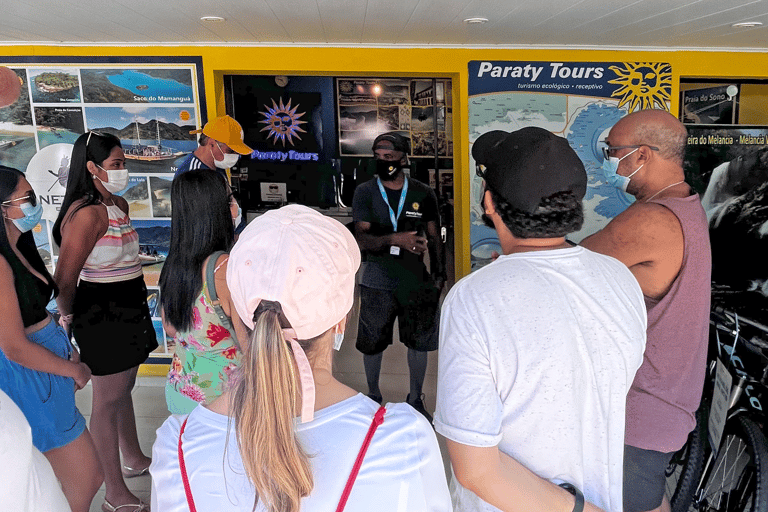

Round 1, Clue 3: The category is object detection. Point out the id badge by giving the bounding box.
[390,246,401,256]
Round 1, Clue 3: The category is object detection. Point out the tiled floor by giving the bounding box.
[76,284,449,512]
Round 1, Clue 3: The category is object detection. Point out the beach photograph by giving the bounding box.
[28,69,81,103]
[34,106,84,149]
[132,219,170,286]
[116,175,152,218]
[149,176,172,217]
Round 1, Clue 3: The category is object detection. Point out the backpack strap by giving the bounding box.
[205,250,240,350]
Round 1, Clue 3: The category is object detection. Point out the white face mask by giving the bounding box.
[95,164,129,193]
[233,205,242,228]
[213,142,240,169]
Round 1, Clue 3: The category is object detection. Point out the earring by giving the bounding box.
[333,324,344,351]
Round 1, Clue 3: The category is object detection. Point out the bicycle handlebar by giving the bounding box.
[711,306,768,351]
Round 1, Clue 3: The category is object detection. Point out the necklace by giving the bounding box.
[645,180,685,202]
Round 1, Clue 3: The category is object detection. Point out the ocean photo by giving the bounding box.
[37,128,80,149]
[0,131,37,172]
[81,68,194,104]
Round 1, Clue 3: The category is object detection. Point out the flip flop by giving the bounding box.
[122,463,151,478]
[101,498,149,512]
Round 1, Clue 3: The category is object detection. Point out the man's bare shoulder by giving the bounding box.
[582,201,683,268]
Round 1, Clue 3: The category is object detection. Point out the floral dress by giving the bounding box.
[165,277,241,414]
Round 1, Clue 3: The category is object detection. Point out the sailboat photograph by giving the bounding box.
[125,117,187,163]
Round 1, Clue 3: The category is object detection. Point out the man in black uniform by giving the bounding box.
[352,132,445,421]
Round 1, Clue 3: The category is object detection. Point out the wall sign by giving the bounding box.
[0,56,206,362]
[468,60,672,270]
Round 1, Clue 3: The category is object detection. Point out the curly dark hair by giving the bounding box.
[488,188,583,239]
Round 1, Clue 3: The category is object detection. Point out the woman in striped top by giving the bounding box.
[54,132,156,512]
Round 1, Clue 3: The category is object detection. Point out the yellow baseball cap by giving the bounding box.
[190,115,253,155]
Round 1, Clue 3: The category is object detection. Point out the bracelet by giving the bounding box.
[558,482,584,512]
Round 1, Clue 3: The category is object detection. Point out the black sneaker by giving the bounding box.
[367,393,383,404]
[406,393,433,423]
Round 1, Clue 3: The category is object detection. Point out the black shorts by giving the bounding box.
[73,276,158,376]
[623,444,675,512]
[355,282,440,355]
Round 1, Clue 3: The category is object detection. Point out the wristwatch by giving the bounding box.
[558,482,584,512]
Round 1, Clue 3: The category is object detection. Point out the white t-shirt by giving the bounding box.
[0,390,71,512]
[434,246,646,512]
[151,393,451,512]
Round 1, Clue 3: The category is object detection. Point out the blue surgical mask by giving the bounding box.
[601,147,642,192]
[9,201,43,233]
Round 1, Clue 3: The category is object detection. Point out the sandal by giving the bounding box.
[101,499,149,512]
[122,462,151,478]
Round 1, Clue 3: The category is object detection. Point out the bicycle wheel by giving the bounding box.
[694,416,768,512]
[666,401,709,512]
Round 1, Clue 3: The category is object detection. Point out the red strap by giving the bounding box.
[179,406,386,512]
[178,418,197,512]
[335,406,387,512]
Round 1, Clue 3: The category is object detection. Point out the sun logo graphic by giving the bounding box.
[607,62,672,112]
[258,97,307,147]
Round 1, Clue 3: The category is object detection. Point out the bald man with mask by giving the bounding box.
[582,109,712,512]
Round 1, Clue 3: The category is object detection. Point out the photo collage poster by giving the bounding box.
[336,78,453,158]
[684,125,768,323]
[0,61,205,360]
[467,60,672,270]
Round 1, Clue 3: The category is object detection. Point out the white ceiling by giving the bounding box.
[2,0,768,49]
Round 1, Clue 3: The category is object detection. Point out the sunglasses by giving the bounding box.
[86,130,104,147]
[2,190,37,208]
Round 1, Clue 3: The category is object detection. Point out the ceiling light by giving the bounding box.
[732,21,762,28]
[200,16,225,22]
[464,17,488,24]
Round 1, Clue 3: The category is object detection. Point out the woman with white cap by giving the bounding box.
[150,204,450,512]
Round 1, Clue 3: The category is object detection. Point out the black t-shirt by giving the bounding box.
[353,176,439,289]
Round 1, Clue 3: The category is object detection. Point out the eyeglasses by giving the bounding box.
[2,191,37,208]
[86,131,104,147]
[601,143,659,160]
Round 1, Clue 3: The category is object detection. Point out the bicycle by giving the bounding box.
[665,306,768,512]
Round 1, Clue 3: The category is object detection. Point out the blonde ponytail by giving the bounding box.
[232,305,313,512]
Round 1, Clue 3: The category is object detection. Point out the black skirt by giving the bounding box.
[72,276,158,376]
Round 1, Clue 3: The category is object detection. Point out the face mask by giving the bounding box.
[376,159,402,182]
[7,201,43,233]
[233,205,242,228]
[95,165,129,193]
[333,327,344,351]
[601,148,642,192]
[213,142,240,169]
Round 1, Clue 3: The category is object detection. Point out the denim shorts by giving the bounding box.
[0,318,86,452]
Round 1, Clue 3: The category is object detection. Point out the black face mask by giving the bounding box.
[376,159,402,181]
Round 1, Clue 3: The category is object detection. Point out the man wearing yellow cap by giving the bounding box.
[174,115,253,179]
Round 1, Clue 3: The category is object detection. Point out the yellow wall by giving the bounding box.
[5,45,768,277]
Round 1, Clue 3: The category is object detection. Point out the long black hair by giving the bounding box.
[52,131,122,246]
[0,165,58,295]
[159,169,235,331]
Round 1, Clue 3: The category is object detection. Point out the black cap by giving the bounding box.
[372,132,410,154]
[473,127,587,214]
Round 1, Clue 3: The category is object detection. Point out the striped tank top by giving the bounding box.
[80,203,142,283]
